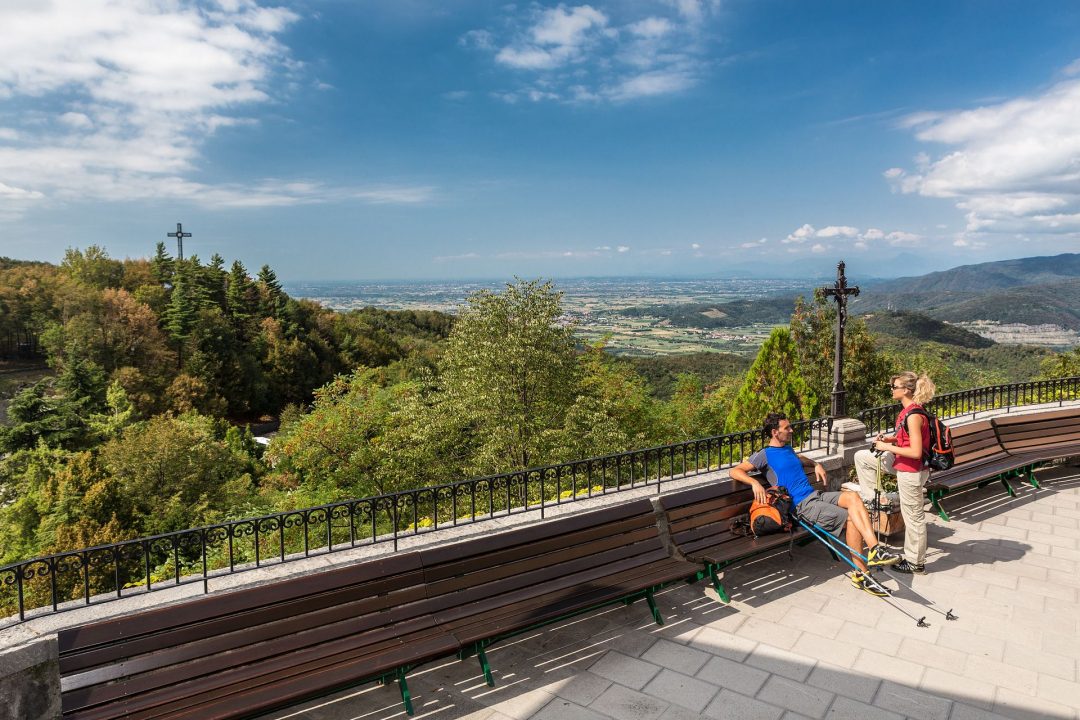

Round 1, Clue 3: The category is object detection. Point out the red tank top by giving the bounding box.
[894,403,931,473]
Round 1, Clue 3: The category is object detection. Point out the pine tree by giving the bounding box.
[724,327,816,435]
[164,265,198,368]
[226,260,256,325]
[151,242,174,286]
[257,264,286,320]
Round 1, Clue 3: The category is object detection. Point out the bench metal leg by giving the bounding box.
[477,644,495,687]
[397,667,414,716]
[999,476,1016,497]
[930,491,950,522]
[1026,466,1040,489]
[708,565,730,603]
[645,588,664,625]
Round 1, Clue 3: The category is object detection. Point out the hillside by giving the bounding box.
[866,253,1080,294]
[862,311,995,349]
[620,352,752,399]
[615,297,796,328]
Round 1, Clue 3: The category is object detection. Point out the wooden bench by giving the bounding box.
[993,407,1080,475]
[57,499,699,719]
[658,478,808,603]
[419,497,700,684]
[924,420,1027,521]
[58,553,453,719]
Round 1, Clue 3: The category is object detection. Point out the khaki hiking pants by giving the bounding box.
[853,448,931,566]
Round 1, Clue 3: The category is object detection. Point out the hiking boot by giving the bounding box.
[866,545,901,567]
[851,572,890,597]
[892,559,926,574]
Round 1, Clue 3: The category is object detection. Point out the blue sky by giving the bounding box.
[2,1,1080,281]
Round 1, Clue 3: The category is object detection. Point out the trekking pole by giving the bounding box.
[876,567,959,621]
[797,516,957,622]
[794,516,931,628]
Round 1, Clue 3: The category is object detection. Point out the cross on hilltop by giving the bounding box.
[821,260,860,417]
[167,222,192,261]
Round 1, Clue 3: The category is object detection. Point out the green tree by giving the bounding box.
[257,264,286,320]
[151,242,174,286]
[1035,347,1080,380]
[725,327,815,433]
[226,260,257,329]
[789,292,891,416]
[439,279,579,473]
[0,380,86,452]
[61,245,124,290]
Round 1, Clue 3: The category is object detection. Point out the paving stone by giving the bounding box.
[773,606,845,639]
[695,655,771,696]
[806,662,879,704]
[744,643,815,682]
[689,627,757,662]
[919,667,997,710]
[1019,575,1080,602]
[948,702,1018,720]
[788,632,860,669]
[874,680,952,720]
[1036,674,1080,709]
[756,675,835,719]
[780,713,815,720]
[937,625,1006,661]
[702,688,784,720]
[589,683,669,720]
[1003,642,1076,682]
[834,621,902,656]
[824,695,903,720]
[588,651,662,691]
[964,655,1038,697]
[532,698,610,720]
[734,616,802,650]
[641,639,713,676]
[985,583,1047,612]
[898,636,971,673]
[819,597,883,629]
[547,672,612,706]
[658,705,711,720]
[642,669,720,713]
[855,648,924,686]
[484,687,558,720]
[964,565,1019,589]
[995,686,1078,720]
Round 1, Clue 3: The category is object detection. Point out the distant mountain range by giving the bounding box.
[617,252,1080,336]
[855,253,1080,330]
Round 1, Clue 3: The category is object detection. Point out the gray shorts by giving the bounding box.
[796,491,848,536]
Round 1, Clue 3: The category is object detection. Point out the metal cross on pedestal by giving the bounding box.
[167,222,192,261]
[821,260,860,417]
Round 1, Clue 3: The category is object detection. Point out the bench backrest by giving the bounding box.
[418,498,667,632]
[658,478,759,557]
[947,420,1004,465]
[992,408,1080,455]
[58,552,430,718]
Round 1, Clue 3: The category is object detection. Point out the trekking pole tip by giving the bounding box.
[946,610,958,621]
[917,617,931,628]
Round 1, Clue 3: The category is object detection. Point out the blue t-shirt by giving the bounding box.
[746,445,815,506]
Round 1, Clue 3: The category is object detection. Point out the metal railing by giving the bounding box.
[0,417,833,623]
[855,376,1080,435]
[5,375,1080,623]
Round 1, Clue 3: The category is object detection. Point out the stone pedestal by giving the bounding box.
[830,417,871,466]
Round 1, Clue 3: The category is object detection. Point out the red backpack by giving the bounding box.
[906,408,954,471]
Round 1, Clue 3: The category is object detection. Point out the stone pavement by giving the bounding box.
[256,464,1080,720]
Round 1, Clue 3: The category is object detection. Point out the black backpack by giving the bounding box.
[905,407,954,471]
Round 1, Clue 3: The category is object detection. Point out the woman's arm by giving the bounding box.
[879,414,924,460]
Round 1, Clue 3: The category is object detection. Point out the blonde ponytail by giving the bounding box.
[913,373,936,404]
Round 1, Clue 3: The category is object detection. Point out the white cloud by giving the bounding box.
[862,228,885,240]
[495,5,608,70]
[596,245,612,250]
[690,242,700,249]
[810,243,827,253]
[783,224,816,243]
[0,128,18,141]
[0,1,432,215]
[889,61,1080,241]
[816,225,859,238]
[467,2,718,104]
[617,245,630,252]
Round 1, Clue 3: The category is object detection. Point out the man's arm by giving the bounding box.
[730,460,768,504]
[796,453,828,486]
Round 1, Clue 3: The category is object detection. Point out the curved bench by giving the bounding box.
[57,498,698,719]
[658,478,808,603]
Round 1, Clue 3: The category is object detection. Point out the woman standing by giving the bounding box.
[853,371,935,574]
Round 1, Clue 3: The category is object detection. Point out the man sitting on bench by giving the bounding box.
[730,412,900,596]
